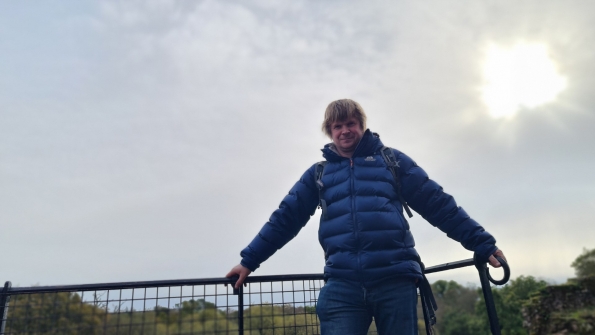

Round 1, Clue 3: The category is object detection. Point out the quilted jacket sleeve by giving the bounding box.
[240,164,320,271]
[395,149,498,262]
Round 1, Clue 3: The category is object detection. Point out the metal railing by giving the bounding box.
[1,256,510,335]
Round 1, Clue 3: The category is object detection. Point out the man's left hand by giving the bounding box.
[488,249,506,268]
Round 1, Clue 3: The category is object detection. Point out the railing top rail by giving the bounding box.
[3,273,325,295]
[3,256,508,295]
[424,258,475,274]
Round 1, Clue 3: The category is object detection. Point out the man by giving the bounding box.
[227,99,505,335]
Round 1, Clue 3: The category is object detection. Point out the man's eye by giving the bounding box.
[334,125,341,129]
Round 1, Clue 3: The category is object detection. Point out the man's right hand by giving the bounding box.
[226,264,252,289]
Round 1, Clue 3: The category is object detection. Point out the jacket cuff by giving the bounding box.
[241,259,259,272]
[476,244,498,263]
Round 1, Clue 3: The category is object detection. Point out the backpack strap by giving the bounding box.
[381,147,437,334]
[418,260,438,334]
[379,146,413,218]
[315,161,328,220]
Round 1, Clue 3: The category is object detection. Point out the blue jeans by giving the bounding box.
[316,278,418,335]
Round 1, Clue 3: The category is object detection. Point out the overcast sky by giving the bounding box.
[1,0,594,287]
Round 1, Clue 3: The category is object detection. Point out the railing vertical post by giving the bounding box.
[475,258,501,335]
[0,281,12,335]
[233,279,244,335]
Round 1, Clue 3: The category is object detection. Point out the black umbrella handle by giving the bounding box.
[487,256,510,286]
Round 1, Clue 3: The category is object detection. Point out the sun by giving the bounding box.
[480,43,567,119]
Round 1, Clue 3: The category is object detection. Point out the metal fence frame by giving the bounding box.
[1,256,509,335]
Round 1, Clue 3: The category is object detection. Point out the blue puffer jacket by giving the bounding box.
[240,130,497,286]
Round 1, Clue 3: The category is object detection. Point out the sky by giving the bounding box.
[1,0,594,288]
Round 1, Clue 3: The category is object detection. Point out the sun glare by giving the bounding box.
[481,43,567,119]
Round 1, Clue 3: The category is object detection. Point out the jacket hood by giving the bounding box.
[321,129,384,162]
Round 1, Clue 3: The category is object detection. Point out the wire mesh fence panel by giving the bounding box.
[2,258,507,334]
[242,279,323,335]
[0,277,326,335]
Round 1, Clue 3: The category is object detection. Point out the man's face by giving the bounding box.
[330,117,364,157]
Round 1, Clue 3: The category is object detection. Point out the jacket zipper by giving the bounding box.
[350,158,362,283]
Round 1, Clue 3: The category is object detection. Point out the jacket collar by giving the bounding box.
[321,129,384,162]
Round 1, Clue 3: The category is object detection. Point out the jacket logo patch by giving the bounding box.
[365,156,376,161]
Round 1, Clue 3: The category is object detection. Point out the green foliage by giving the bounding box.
[433,280,477,315]
[440,310,484,335]
[243,303,320,335]
[430,280,485,335]
[5,292,106,335]
[571,247,595,279]
[523,278,595,334]
[425,276,548,335]
[4,294,322,335]
[475,276,548,335]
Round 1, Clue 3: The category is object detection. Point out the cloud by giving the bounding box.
[1,0,594,286]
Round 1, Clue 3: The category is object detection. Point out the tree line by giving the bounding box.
[3,293,318,334]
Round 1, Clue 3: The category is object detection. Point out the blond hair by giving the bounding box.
[321,99,367,138]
